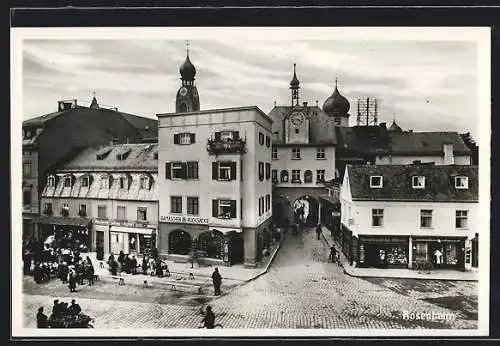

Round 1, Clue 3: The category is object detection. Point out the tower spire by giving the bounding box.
[90,90,99,109]
[289,63,300,106]
[186,40,190,55]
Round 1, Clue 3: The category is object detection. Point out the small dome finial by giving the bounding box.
[186,40,190,55]
[335,77,338,89]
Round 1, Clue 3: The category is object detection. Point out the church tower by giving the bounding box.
[289,63,300,106]
[176,44,200,113]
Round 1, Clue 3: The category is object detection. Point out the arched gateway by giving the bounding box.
[293,195,319,226]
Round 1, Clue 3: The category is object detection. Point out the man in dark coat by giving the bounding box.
[52,300,60,317]
[315,223,322,240]
[109,259,118,276]
[23,251,32,275]
[201,306,215,329]
[211,268,222,296]
[131,256,138,275]
[36,307,48,328]
[68,299,82,315]
[329,246,337,263]
[85,264,95,286]
[68,271,77,292]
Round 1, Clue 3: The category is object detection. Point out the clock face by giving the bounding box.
[179,87,188,97]
[290,111,305,126]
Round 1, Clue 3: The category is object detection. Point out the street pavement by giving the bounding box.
[22,228,478,329]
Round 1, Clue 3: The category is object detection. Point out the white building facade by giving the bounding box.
[340,164,478,271]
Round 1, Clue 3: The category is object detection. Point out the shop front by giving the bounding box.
[93,222,156,256]
[411,236,466,271]
[357,235,409,268]
[319,196,341,240]
[37,215,92,252]
[339,224,352,260]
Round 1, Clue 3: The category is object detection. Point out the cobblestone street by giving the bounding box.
[23,229,478,329]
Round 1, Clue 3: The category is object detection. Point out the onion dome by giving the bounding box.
[290,63,300,88]
[179,52,196,81]
[388,118,403,132]
[322,80,350,116]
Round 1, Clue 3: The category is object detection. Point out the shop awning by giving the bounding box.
[37,215,91,228]
[209,226,242,234]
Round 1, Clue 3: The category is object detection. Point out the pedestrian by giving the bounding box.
[85,263,95,286]
[142,256,149,275]
[68,299,82,315]
[23,251,32,275]
[36,307,48,328]
[52,299,60,317]
[201,306,215,329]
[329,246,337,263]
[211,267,222,296]
[68,270,77,292]
[315,223,322,240]
[109,259,118,276]
[131,255,138,275]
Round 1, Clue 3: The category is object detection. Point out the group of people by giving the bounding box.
[37,299,91,328]
[107,251,169,277]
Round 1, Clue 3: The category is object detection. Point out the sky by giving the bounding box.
[22,38,480,137]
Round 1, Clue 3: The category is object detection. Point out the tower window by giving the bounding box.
[180,103,187,112]
[316,148,326,159]
[291,148,301,160]
[295,128,299,134]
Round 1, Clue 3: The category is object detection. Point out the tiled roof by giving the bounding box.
[58,143,158,171]
[346,164,478,202]
[118,112,158,139]
[335,127,471,157]
[268,105,337,145]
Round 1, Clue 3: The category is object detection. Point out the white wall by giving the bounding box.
[375,154,471,166]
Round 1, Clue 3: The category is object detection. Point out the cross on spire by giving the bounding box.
[186,40,190,55]
[92,90,96,98]
[335,77,338,88]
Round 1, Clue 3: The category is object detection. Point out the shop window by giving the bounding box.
[272,170,278,183]
[280,170,289,183]
[444,243,458,265]
[174,133,196,145]
[372,209,384,227]
[370,176,383,188]
[187,161,199,179]
[64,176,72,188]
[198,231,224,259]
[272,147,278,160]
[414,242,428,262]
[456,210,468,229]
[292,148,301,160]
[129,234,138,253]
[187,197,199,215]
[316,148,326,159]
[48,176,56,188]
[455,176,469,189]
[420,209,433,228]
[412,176,425,189]
[168,230,191,255]
[117,206,126,221]
[265,163,271,180]
[213,199,236,219]
[386,246,408,265]
[171,196,182,214]
[139,234,152,254]
[97,205,107,219]
[316,169,325,183]
[137,208,147,221]
[304,170,313,183]
[212,161,236,181]
[291,169,301,183]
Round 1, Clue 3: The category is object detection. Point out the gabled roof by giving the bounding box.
[58,143,158,172]
[118,112,158,140]
[268,105,337,145]
[335,126,471,157]
[346,164,478,202]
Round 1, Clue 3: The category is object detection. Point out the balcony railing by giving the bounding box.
[206,138,247,155]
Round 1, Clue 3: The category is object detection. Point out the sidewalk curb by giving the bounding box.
[319,228,478,282]
[245,241,282,283]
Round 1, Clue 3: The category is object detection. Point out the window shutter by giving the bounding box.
[233,131,240,140]
[173,134,180,144]
[240,198,243,219]
[190,133,196,144]
[181,162,187,179]
[265,163,270,180]
[214,132,221,141]
[212,162,219,180]
[165,162,172,179]
[230,162,237,180]
[240,160,243,182]
[212,199,218,217]
[230,200,237,218]
[193,162,199,179]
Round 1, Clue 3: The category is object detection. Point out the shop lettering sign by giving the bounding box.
[413,237,463,243]
[359,236,408,244]
[160,215,209,225]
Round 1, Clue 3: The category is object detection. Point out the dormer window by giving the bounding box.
[412,176,425,189]
[119,176,127,189]
[81,176,90,188]
[100,175,111,189]
[139,176,149,190]
[47,176,55,188]
[370,176,383,188]
[455,176,469,189]
[96,148,112,160]
[116,149,131,160]
[63,176,72,188]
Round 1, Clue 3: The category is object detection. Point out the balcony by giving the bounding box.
[207,138,247,155]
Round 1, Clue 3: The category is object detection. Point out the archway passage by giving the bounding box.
[169,230,192,255]
[198,230,224,259]
[230,232,244,265]
[293,195,319,226]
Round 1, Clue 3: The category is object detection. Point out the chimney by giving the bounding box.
[443,143,454,165]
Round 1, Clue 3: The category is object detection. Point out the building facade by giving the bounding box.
[269,65,344,227]
[22,97,158,244]
[39,143,158,256]
[157,51,273,268]
[339,164,479,271]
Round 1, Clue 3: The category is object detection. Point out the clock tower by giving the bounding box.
[176,45,200,113]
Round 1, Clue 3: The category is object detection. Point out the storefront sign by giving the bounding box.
[413,237,464,243]
[359,236,408,244]
[160,215,209,225]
